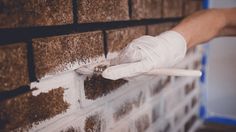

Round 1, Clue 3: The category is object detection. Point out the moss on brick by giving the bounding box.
[0,87,69,131]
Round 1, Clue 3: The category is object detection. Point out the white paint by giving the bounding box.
[39,55,106,80]
[26,47,201,131]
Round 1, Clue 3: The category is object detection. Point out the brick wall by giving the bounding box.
[0,0,202,131]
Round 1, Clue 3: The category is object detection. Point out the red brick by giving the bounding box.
[131,0,162,19]
[163,0,183,17]
[147,23,175,36]
[32,31,104,79]
[0,43,29,92]
[84,75,127,100]
[184,0,202,16]
[106,26,146,53]
[84,114,103,132]
[78,0,129,23]
[0,0,73,28]
[0,87,69,131]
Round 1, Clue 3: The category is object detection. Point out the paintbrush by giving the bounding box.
[76,60,202,78]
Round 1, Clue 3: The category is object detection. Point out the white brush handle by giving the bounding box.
[146,68,202,77]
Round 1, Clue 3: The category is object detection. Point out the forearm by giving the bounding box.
[172,8,236,48]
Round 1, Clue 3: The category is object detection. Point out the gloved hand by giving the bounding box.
[102,31,187,80]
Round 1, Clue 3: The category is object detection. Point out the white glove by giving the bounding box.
[102,31,187,80]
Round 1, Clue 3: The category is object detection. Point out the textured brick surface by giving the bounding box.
[184,0,202,16]
[78,0,129,23]
[84,114,102,132]
[0,87,69,131]
[131,0,162,19]
[163,0,183,17]
[33,31,104,79]
[0,43,29,92]
[0,0,73,28]
[84,75,127,100]
[106,26,146,53]
[147,23,175,36]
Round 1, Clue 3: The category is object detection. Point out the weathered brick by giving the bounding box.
[147,23,175,36]
[163,0,183,17]
[78,0,129,23]
[84,75,127,100]
[131,0,162,19]
[0,0,73,28]
[106,26,146,53]
[135,114,150,132]
[0,43,29,92]
[0,87,69,131]
[84,114,103,132]
[33,31,104,79]
[184,0,202,16]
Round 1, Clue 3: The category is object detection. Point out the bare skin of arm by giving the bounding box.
[172,8,236,48]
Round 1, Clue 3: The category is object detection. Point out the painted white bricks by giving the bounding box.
[27,46,203,132]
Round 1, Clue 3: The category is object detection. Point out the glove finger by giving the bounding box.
[102,60,152,80]
[110,45,142,66]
